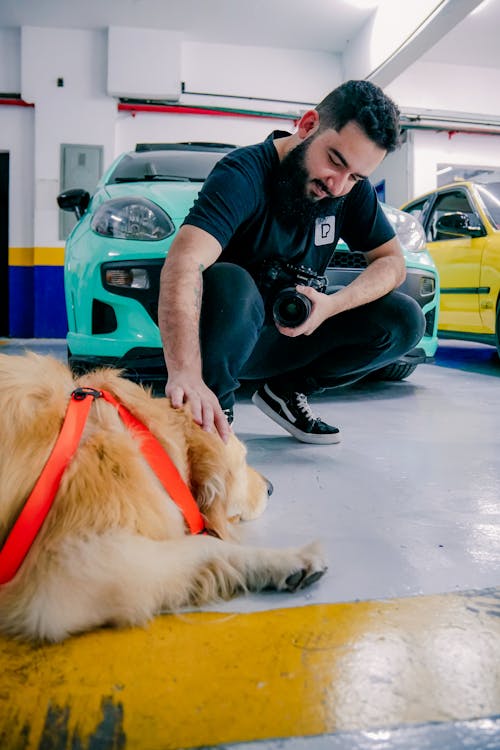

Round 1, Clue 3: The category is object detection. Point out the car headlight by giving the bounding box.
[91,197,175,240]
[383,205,427,253]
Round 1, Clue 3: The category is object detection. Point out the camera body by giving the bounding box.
[259,260,328,328]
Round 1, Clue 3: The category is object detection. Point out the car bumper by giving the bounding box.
[67,263,439,381]
[326,265,439,360]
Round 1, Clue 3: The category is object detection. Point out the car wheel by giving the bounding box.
[366,362,418,382]
[67,347,94,376]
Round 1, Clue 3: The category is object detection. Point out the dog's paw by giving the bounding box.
[278,541,328,593]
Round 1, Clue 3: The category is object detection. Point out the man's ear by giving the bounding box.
[297,110,320,140]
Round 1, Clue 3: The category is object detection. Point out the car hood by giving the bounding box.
[98,181,202,223]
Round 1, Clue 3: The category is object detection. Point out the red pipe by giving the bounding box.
[0,98,34,107]
[118,101,297,122]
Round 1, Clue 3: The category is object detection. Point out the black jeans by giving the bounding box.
[200,263,426,410]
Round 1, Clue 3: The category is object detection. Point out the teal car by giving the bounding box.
[58,143,439,385]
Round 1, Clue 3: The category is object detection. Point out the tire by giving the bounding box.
[67,347,95,376]
[366,362,418,382]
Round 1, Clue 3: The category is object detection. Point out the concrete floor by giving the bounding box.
[1,338,500,749]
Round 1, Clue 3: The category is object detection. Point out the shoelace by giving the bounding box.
[294,392,319,422]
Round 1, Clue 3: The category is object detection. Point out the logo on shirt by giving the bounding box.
[315,216,335,246]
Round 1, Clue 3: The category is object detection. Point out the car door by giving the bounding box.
[423,187,487,333]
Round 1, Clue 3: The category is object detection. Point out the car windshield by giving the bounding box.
[475,182,500,229]
[108,149,232,184]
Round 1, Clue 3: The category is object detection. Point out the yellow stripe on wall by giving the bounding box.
[8,247,34,266]
[8,247,65,267]
[34,247,65,266]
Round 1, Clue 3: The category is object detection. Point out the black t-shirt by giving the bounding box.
[182,131,395,280]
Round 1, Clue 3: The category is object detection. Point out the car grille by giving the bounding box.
[424,306,436,337]
[328,250,367,270]
[92,299,118,334]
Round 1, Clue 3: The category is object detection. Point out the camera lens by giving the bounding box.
[273,288,311,328]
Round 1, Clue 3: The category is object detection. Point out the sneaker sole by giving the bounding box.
[252,391,341,445]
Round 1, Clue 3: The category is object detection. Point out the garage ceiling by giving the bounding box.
[0,0,500,85]
[0,0,376,52]
[0,0,498,69]
[420,0,500,69]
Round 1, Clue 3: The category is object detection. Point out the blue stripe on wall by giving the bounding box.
[9,266,34,337]
[33,266,68,338]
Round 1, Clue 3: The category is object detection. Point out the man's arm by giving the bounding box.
[278,236,406,337]
[158,225,230,440]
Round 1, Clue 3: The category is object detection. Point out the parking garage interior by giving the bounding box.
[1,2,500,749]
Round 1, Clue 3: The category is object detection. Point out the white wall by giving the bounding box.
[21,26,116,247]
[343,0,444,82]
[182,41,341,105]
[115,110,295,156]
[0,28,34,249]
[410,128,500,198]
[115,39,343,154]
[2,26,342,250]
[0,105,35,247]
[371,126,500,208]
[369,133,412,208]
[387,61,500,118]
[0,28,21,92]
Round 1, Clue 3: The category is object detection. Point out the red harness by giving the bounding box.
[0,387,208,585]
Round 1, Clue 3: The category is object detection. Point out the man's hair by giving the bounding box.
[315,80,401,153]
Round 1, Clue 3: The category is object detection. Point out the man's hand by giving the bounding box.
[276,285,335,337]
[166,375,232,443]
[277,239,406,339]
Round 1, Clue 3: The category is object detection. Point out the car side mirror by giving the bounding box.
[57,188,90,219]
[435,211,483,239]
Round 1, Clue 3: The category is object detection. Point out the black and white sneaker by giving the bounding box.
[252,383,340,444]
[222,407,234,425]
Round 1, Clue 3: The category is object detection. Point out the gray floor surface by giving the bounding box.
[2,337,500,749]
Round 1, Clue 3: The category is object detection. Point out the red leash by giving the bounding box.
[0,387,207,585]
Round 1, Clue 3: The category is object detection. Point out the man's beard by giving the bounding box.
[271,136,343,229]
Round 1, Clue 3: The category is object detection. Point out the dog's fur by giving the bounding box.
[0,353,326,642]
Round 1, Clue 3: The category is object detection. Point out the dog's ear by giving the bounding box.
[186,428,241,540]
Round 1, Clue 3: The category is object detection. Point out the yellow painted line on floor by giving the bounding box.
[1,588,499,749]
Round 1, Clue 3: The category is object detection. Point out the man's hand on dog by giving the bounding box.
[166,375,231,443]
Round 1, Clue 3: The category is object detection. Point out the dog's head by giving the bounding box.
[186,425,270,537]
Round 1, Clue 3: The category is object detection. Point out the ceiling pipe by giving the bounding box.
[118,101,298,122]
[401,112,500,136]
[117,100,500,136]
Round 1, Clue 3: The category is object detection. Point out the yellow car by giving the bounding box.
[401,181,500,357]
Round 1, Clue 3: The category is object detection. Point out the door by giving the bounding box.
[0,152,9,336]
[424,188,486,333]
[59,144,103,240]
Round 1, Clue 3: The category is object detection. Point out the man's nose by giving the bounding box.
[327,172,349,197]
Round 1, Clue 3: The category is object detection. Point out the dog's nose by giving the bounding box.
[266,478,274,496]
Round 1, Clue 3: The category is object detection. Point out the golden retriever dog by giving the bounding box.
[0,353,326,642]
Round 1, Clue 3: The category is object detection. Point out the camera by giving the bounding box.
[259,261,328,328]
